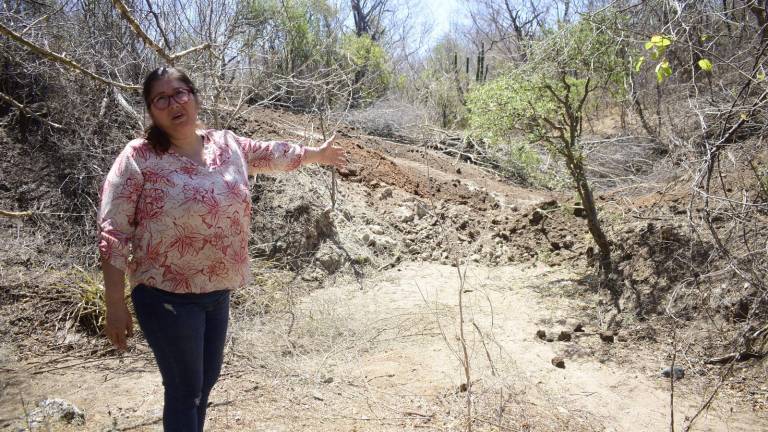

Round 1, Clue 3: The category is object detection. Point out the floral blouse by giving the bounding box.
[98,129,305,293]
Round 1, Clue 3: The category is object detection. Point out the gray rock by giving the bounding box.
[368,225,385,235]
[551,357,566,369]
[415,203,428,219]
[379,187,394,200]
[316,245,344,273]
[557,331,572,342]
[536,329,547,340]
[30,398,85,426]
[394,206,415,223]
[370,235,398,253]
[661,367,685,380]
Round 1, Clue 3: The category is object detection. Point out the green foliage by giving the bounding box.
[248,0,337,73]
[698,58,713,72]
[634,56,645,72]
[466,10,628,183]
[537,12,628,89]
[340,34,391,101]
[409,37,471,128]
[644,34,672,60]
[636,34,675,83]
[655,59,672,82]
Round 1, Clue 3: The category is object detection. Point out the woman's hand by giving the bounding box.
[102,260,132,351]
[105,301,133,351]
[305,134,347,168]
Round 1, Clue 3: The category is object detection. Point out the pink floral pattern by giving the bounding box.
[98,129,305,293]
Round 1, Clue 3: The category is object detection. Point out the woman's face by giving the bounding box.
[147,77,199,137]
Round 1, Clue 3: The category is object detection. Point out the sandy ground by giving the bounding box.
[2,262,765,431]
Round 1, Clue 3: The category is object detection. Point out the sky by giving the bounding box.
[420,0,463,43]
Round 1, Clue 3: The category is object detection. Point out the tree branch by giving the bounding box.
[0,22,140,91]
[111,0,173,63]
[0,91,63,129]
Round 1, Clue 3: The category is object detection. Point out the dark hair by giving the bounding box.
[142,66,199,153]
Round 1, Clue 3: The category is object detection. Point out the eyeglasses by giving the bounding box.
[150,88,193,110]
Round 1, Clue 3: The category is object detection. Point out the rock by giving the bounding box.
[316,244,344,273]
[301,268,324,281]
[562,236,575,250]
[573,201,587,218]
[379,187,394,200]
[661,367,685,380]
[537,199,559,211]
[321,376,334,384]
[545,336,555,343]
[470,254,481,262]
[311,391,325,401]
[368,225,385,235]
[536,329,547,340]
[573,322,585,332]
[30,399,85,427]
[456,167,462,174]
[529,210,546,226]
[599,331,615,343]
[659,225,676,241]
[617,335,628,342]
[394,206,415,223]
[415,203,428,219]
[557,331,572,342]
[551,357,566,369]
[370,235,398,253]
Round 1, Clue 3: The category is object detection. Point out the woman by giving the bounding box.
[98,66,345,431]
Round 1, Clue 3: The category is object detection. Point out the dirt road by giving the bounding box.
[4,262,765,431]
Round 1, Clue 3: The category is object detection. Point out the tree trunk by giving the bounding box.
[571,160,612,275]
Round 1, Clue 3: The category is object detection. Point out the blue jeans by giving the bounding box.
[131,284,230,432]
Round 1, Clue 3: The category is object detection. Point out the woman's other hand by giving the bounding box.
[105,301,133,351]
[305,134,347,168]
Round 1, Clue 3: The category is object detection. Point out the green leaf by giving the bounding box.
[634,56,645,72]
[655,60,672,83]
[758,71,766,81]
[650,35,672,47]
[644,41,654,50]
[698,58,713,72]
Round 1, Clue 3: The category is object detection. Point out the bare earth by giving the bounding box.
[2,262,765,431]
[1,110,766,431]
